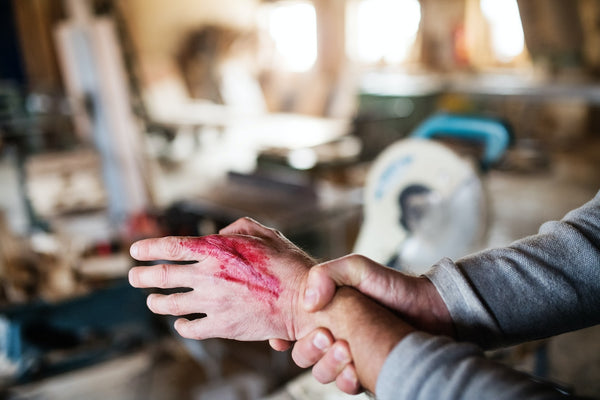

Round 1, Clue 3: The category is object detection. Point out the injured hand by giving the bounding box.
[128,218,414,393]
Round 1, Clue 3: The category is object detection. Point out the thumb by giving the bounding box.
[303,254,371,312]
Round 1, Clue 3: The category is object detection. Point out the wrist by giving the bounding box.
[417,276,454,337]
[285,269,312,341]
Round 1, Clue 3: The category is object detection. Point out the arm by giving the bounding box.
[375,191,600,399]
[376,332,570,400]
[300,191,600,351]
[294,191,600,395]
[432,189,600,347]
[291,264,572,400]
[128,218,413,393]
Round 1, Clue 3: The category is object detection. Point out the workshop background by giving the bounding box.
[1,0,599,399]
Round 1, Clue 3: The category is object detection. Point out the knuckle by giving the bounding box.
[222,217,255,235]
[273,231,295,249]
[309,263,324,275]
[163,237,182,259]
[347,253,366,265]
[237,217,256,231]
[229,218,247,230]
[343,254,370,282]
[270,227,283,237]
[158,264,170,288]
[241,216,255,225]
[308,263,331,284]
[168,294,182,315]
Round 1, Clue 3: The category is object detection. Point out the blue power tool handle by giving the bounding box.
[410,114,512,168]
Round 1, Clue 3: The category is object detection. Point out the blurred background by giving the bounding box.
[0,0,599,399]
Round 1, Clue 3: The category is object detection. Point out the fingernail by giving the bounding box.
[304,288,317,309]
[342,367,358,386]
[313,332,331,351]
[128,269,136,286]
[146,294,154,308]
[334,346,350,363]
[130,243,139,259]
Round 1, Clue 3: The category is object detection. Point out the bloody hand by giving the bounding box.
[128,219,315,342]
[128,218,415,394]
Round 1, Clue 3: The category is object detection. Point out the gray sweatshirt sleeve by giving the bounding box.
[375,190,600,399]
[429,189,600,348]
[376,331,570,400]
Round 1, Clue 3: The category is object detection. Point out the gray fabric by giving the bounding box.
[376,331,568,400]
[376,190,600,399]
[437,189,600,348]
[426,257,503,348]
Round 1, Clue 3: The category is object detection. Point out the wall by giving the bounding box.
[12,0,64,91]
[117,0,259,86]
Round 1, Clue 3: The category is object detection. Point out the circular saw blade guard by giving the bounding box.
[354,139,487,274]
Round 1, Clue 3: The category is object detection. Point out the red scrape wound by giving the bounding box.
[179,236,282,308]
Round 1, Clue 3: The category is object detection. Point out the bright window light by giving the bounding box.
[481,0,525,62]
[266,1,317,72]
[347,0,421,64]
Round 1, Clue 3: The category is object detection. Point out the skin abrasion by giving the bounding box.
[180,235,282,308]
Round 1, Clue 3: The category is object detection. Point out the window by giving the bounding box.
[260,1,318,72]
[480,0,525,62]
[346,0,421,65]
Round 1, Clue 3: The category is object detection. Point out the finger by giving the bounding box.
[291,328,333,368]
[174,317,220,340]
[336,364,361,395]
[128,264,194,289]
[311,340,352,384]
[146,292,201,316]
[130,236,207,261]
[269,339,292,352]
[219,217,270,236]
[304,254,373,312]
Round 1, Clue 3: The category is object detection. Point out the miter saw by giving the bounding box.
[354,114,511,275]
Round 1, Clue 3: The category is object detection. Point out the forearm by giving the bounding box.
[427,190,600,348]
[291,287,567,399]
[377,332,569,400]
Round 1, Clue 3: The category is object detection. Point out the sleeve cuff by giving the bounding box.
[425,257,503,347]
[375,331,481,400]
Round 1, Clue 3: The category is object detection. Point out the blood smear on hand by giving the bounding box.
[180,236,282,306]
